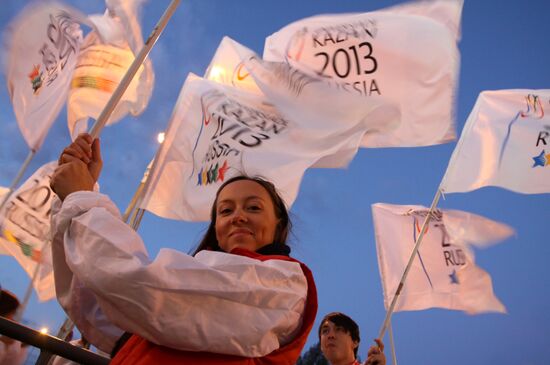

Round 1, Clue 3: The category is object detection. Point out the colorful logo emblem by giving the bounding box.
[28,65,43,95]
[532,150,550,167]
[197,160,229,186]
[3,229,42,263]
[499,94,546,168]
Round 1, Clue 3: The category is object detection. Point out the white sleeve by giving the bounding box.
[51,191,307,357]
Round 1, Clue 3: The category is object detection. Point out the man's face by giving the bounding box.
[320,320,358,364]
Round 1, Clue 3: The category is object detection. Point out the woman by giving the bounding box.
[50,134,317,364]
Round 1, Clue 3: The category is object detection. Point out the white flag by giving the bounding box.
[139,71,385,221]
[67,0,154,137]
[0,162,58,301]
[5,3,84,151]
[205,36,400,168]
[263,0,462,148]
[440,90,550,194]
[372,203,512,314]
[0,187,10,256]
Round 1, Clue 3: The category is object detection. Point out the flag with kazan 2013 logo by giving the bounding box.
[440,90,550,194]
[204,36,400,168]
[372,203,512,314]
[0,162,57,301]
[263,0,462,148]
[139,66,390,221]
[6,3,84,151]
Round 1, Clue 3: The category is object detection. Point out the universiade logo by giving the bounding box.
[26,11,80,96]
[2,229,42,263]
[408,209,465,288]
[197,160,229,186]
[532,150,549,167]
[192,91,237,187]
[28,65,44,94]
[282,21,381,98]
[498,94,548,169]
[192,88,289,188]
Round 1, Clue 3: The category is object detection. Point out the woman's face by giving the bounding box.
[215,179,279,253]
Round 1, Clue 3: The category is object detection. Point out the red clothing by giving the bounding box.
[111,248,317,365]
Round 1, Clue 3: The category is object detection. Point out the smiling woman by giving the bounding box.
[194,175,291,255]
[49,134,318,365]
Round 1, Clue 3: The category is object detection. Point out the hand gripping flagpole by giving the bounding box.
[88,0,181,139]
[377,188,443,340]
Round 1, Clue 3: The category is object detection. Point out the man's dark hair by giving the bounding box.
[318,312,361,358]
[0,289,20,317]
[192,175,291,255]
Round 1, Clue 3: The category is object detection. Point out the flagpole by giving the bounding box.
[123,158,155,224]
[88,0,181,139]
[377,188,442,339]
[126,84,186,231]
[0,149,36,212]
[131,208,146,231]
[14,261,40,322]
[123,181,146,223]
[55,317,74,341]
[388,320,398,365]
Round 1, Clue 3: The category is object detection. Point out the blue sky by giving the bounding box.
[1,1,549,364]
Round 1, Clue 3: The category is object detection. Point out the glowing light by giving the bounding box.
[39,327,48,335]
[208,66,226,82]
[157,132,165,144]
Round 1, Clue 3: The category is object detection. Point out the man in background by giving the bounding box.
[0,288,28,365]
[319,312,385,365]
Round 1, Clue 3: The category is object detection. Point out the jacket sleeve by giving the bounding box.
[50,191,307,357]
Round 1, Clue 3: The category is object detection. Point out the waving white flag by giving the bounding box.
[5,3,84,151]
[67,0,154,137]
[0,162,58,301]
[441,90,550,194]
[139,70,387,221]
[0,187,10,256]
[372,203,512,314]
[205,36,399,168]
[263,0,462,148]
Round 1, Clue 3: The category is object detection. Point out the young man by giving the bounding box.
[0,289,28,365]
[318,312,386,365]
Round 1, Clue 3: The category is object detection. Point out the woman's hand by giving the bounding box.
[50,134,103,201]
[365,338,385,365]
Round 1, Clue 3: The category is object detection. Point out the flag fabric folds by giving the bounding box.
[205,36,400,168]
[67,0,154,137]
[263,0,462,148]
[0,187,10,256]
[139,68,389,221]
[372,203,512,314]
[440,90,550,194]
[5,3,84,151]
[0,162,58,301]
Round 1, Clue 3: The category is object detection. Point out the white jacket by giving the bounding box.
[50,191,307,356]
